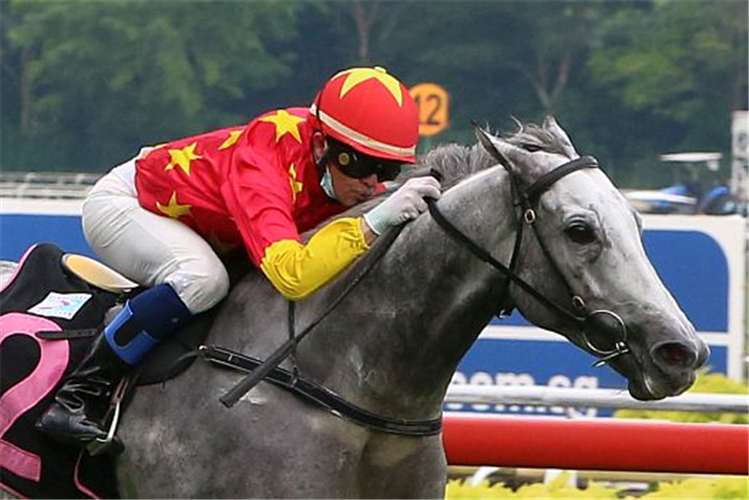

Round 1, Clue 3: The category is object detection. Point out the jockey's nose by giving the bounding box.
[360,173,378,188]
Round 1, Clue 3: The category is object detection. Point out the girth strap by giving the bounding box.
[201,345,443,436]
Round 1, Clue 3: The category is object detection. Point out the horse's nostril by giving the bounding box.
[654,342,697,370]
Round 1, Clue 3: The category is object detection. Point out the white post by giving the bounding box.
[731,110,748,205]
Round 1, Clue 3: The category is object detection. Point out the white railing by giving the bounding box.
[0,171,100,199]
[444,385,749,413]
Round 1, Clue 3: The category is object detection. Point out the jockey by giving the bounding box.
[36,67,441,447]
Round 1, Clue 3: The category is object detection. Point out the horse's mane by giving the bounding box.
[305,117,571,235]
[293,118,570,294]
[316,143,494,226]
[504,120,575,157]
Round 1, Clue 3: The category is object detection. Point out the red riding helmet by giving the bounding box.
[309,67,419,163]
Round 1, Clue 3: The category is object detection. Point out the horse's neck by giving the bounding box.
[404,171,517,377]
[312,168,517,417]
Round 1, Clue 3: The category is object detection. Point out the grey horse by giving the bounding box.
[4,117,710,498]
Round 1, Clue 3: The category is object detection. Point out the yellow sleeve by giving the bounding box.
[260,217,370,300]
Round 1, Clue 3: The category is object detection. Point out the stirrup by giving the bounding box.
[62,253,138,293]
[86,376,130,456]
[86,400,123,456]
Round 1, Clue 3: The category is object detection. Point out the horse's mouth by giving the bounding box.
[611,351,697,401]
[628,371,696,401]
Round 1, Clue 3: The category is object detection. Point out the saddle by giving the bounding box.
[0,243,219,499]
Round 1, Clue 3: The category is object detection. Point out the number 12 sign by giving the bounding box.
[410,83,450,137]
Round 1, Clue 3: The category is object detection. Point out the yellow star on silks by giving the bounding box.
[218,130,243,150]
[156,192,192,220]
[338,67,403,106]
[164,142,202,175]
[260,110,305,143]
[288,163,303,202]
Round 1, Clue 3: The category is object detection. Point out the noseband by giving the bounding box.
[427,155,630,367]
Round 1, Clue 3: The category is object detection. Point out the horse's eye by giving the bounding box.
[521,143,542,152]
[565,222,596,244]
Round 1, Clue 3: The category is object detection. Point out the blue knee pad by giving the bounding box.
[104,283,192,365]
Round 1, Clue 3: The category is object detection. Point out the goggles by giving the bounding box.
[323,139,402,182]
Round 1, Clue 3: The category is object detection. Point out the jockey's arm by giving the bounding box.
[258,216,372,300]
[222,161,375,300]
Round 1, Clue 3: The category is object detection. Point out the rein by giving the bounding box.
[204,345,442,435]
[215,219,445,435]
[219,222,406,408]
[427,155,631,367]
[427,196,582,325]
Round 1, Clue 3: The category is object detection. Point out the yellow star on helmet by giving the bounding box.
[260,110,305,143]
[165,142,202,176]
[156,191,192,220]
[338,67,403,107]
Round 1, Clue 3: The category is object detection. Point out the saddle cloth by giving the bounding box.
[0,243,215,499]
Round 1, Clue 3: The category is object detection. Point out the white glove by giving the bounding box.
[363,176,441,235]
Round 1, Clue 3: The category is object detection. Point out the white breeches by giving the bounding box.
[82,159,230,314]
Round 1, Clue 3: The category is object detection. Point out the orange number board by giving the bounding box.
[410,83,450,137]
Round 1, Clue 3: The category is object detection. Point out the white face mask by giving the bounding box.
[320,165,337,201]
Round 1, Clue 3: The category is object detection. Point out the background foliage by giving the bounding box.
[1,0,746,189]
[445,474,748,499]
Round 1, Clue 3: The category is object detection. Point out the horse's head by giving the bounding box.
[476,116,709,400]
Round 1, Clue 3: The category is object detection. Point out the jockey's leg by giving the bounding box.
[35,283,191,445]
[36,165,229,448]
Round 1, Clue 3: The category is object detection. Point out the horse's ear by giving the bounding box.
[543,115,558,129]
[544,115,578,157]
[471,121,512,170]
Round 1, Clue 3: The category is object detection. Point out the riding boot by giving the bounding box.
[36,283,192,449]
[34,334,130,445]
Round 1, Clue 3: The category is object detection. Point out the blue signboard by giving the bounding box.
[1,213,95,260]
[645,230,729,332]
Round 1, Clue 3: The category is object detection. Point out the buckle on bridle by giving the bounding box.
[581,309,631,367]
[592,341,630,368]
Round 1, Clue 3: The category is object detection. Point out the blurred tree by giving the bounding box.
[0,0,27,157]
[0,0,744,190]
[1,0,303,171]
[323,0,415,65]
[588,0,748,151]
[364,1,616,147]
[498,1,605,115]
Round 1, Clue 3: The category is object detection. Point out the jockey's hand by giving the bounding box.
[363,176,441,235]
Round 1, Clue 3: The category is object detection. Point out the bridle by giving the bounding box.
[217,132,631,429]
[426,135,631,368]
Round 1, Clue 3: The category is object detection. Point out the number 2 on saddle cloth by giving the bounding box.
[0,243,125,499]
